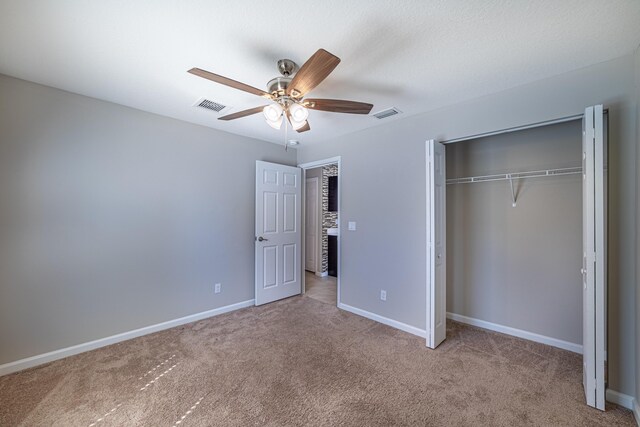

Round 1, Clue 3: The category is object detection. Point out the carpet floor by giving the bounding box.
[0,295,634,426]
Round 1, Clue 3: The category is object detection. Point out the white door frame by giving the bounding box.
[305,176,320,273]
[298,156,341,307]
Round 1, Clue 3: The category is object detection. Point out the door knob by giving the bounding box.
[258,236,268,242]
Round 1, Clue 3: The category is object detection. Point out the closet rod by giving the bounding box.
[446,166,582,185]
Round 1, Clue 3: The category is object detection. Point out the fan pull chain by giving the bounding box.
[284,116,289,151]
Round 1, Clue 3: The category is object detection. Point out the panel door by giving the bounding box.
[582,105,606,410]
[426,139,447,349]
[255,161,302,305]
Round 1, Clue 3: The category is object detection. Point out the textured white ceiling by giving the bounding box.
[1,0,639,146]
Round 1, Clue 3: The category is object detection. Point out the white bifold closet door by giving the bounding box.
[426,139,447,349]
[255,161,302,306]
[582,105,606,410]
[425,108,606,410]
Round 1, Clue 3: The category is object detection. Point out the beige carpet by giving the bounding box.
[0,295,634,426]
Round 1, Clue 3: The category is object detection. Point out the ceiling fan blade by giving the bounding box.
[287,49,340,98]
[188,68,272,99]
[218,105,267,121]
[296,121,310,133]
[304,98,373,114]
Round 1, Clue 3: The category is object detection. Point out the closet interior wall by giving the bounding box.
[446,120,583,347]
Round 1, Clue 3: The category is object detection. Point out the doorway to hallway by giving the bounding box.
[300,156,341,307]
[304,271,337,305]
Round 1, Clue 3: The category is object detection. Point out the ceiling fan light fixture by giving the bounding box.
[289,103,309,122]
[189,49,371,138]
[263,104,283,122]
[266,115,283,130]
[290,117,308,131]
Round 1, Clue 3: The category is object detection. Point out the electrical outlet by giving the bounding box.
[380,290,387,301]
[214,283,221,294]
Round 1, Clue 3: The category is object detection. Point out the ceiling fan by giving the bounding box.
[188,49,373,133]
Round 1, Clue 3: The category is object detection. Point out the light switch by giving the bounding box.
[348,221,356,231]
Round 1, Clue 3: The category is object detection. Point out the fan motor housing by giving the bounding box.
[267,77,292,97]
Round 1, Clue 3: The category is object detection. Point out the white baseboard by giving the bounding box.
[634,398,640,426]
[338,303,426,338]
[447,312,582,354]
[605,389,636,411]
[0,299,255,377]
[315,271,328,277]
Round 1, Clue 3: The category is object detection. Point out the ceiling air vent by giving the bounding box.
[193,97,229,114]
[372,107,402,120]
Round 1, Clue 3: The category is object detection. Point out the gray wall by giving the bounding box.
[297,54,636,397]
[446,121,582,345]
[0,74,296,365]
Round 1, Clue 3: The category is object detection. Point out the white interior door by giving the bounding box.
[426,139,446,349]
[255,161,302,306]
[305,177,319,272]
[582,105,606,410]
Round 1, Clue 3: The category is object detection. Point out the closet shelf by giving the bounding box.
[446,166,582,185]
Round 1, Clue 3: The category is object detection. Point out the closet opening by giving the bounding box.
[426,106,608,410]
[446,119,585,353]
